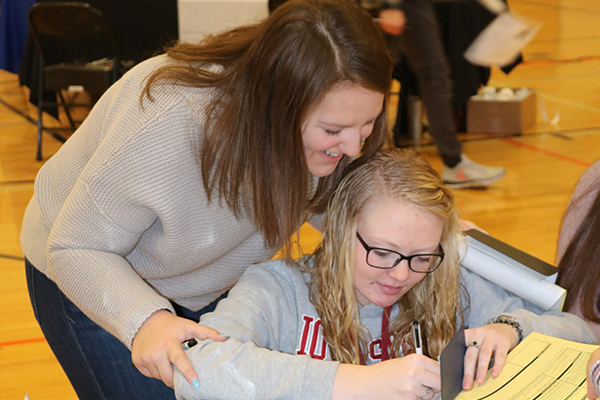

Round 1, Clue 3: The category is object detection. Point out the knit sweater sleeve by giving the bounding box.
[45,66,207,347]
[46,178,173,347]
[174,261,339,399]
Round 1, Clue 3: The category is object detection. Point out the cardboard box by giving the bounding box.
[467,89,537,134]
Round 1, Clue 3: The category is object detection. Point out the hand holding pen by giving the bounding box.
[131,310,227,388]
[332,318,439,399]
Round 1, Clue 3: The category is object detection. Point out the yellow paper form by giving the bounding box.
[456,333,600,400]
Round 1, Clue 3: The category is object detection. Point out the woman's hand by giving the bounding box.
[131,309,227,388]
[463,324,519,390]
[378,9,407,36]
[586,347,600,399]
[332,354,440,399]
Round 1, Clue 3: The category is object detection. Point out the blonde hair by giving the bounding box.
[308,148,465,363]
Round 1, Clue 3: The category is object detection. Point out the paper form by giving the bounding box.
[456,333,599,400]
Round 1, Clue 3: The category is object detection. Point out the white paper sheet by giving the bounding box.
[464,12,539,68]
[462,236,566,311]
[475,0,507,14]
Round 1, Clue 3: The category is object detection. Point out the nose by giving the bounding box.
[338,129,362,158]
[388,259,411,282]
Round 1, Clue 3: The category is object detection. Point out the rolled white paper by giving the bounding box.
[462,236,566,311]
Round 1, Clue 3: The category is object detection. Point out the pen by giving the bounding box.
[182,338,198,350]
[412,319,423,355]
[182,334,231,350]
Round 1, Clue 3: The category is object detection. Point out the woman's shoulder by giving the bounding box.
[119,54,221,102]
[224,259,313,317]
[570,158,600,210]
[244,259,312,296]
[123,54,221,77]
[577,158,600,190]
[458,266,494,298]
[558,157,600,261]
[117,54,171,87]
[94,55,221,152]
[458,265,497,287]
[243,259,308,288]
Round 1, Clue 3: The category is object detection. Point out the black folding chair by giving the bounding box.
[27,2,132,160]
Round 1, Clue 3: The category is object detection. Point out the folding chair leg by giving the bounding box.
[36,54,44,161]
[57,90,76,129]
[36,108,43,161]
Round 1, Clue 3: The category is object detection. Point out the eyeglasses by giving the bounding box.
[356,233,444,273]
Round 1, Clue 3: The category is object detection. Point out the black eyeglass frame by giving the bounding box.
[356,232,445,273]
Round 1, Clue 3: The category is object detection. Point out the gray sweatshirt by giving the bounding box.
[174,257,597,399]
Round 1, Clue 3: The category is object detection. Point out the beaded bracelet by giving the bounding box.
[485,315,524,343]
[590,358,600,397]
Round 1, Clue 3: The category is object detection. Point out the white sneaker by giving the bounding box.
[442,154,506,189]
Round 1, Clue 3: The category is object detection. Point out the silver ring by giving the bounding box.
[467,341,481,350]
[425,386,430,395]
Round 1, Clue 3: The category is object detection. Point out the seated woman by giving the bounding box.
[557,157,600,339]
[554,158,600,398]
[175,149,596,400]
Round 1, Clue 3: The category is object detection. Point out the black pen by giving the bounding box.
[412,319,423,355]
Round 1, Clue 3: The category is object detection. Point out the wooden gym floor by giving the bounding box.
[1,0,600,398]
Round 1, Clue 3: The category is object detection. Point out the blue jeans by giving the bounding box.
[25,259,226,400]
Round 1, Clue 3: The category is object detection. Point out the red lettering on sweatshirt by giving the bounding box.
[296,315,326,359]
[297,314,390,362]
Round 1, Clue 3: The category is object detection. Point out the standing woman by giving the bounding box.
[20,0,393,398]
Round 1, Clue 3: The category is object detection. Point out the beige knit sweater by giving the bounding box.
[21,55,316,348]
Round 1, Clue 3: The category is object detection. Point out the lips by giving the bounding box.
[321,150,343,164]
[377,282,402,296]
[322,149,341,157]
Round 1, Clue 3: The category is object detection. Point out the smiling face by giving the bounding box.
[301,83,385,178]
[354,196,444,307]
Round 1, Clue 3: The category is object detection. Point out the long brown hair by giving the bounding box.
[142,0,393,250]
[557,187,600,323]
[309,148,464,363]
